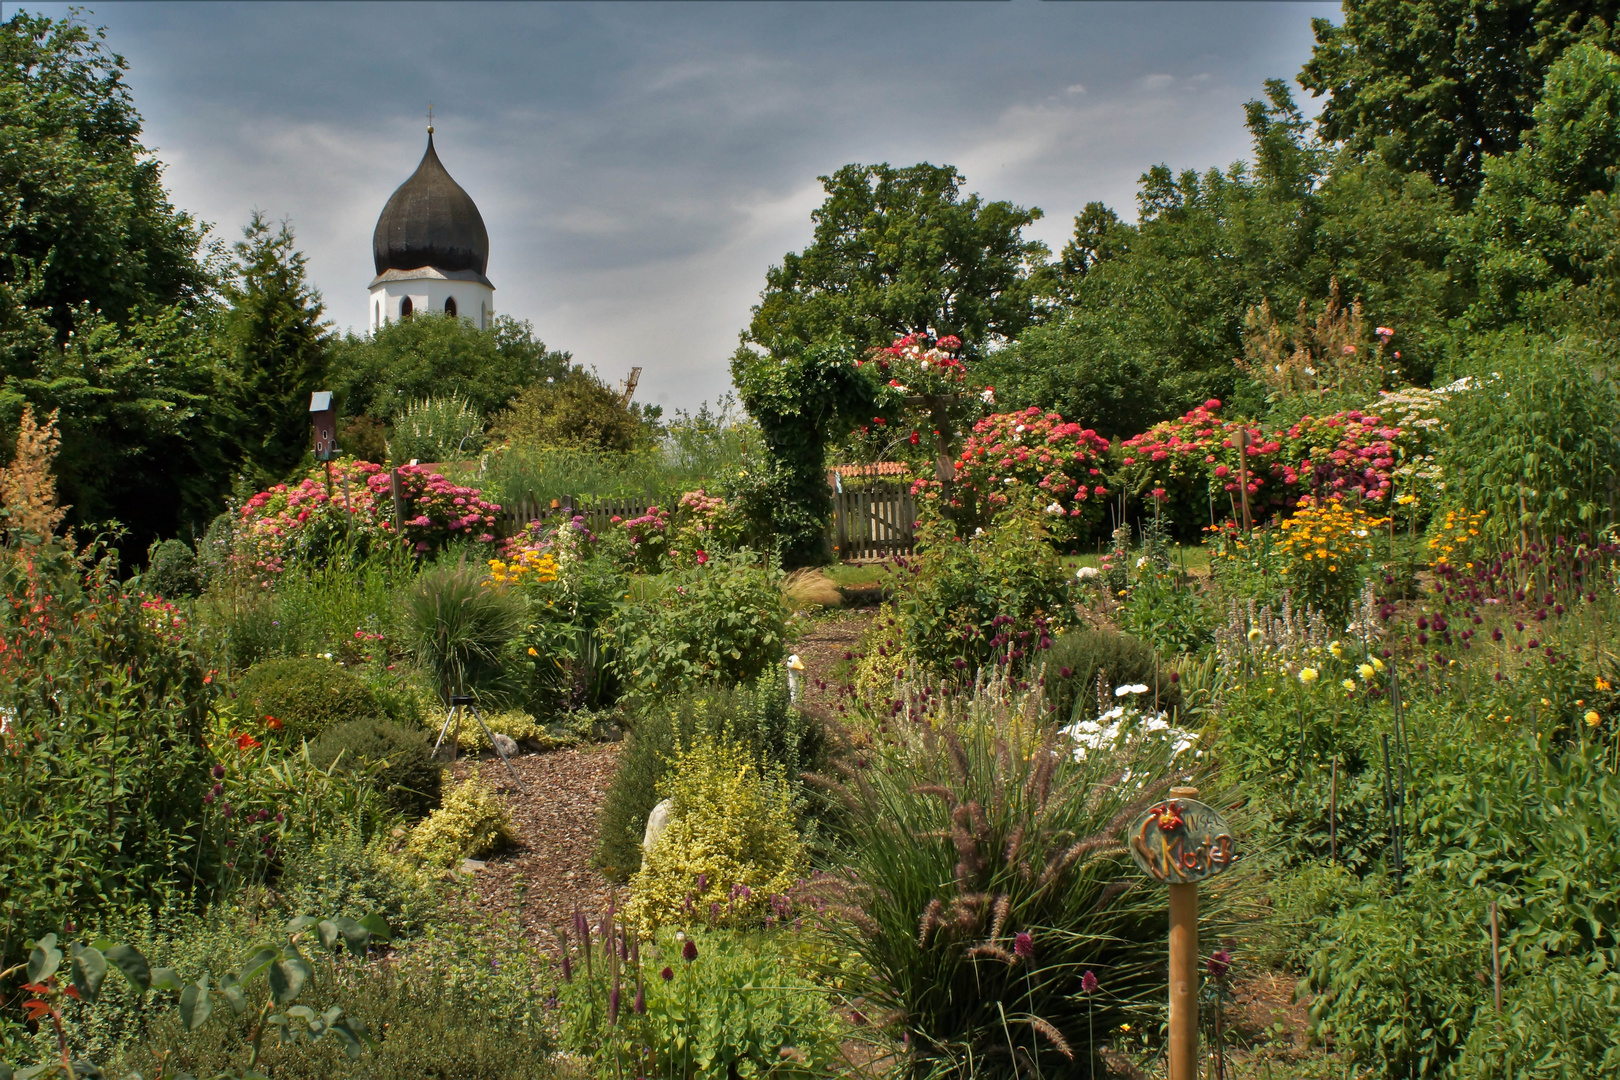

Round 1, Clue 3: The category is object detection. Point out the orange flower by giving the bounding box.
[265,715,284,731]
[236,732,261,750]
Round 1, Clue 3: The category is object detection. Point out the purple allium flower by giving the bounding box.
[634,983,646,1014]
[660,966,674,982]
[1014,931,1034,958]
[696,873,708,893]
[1207,949,1232,978]
[1082,970,1100,994]
[212,764,225,779]
[203,792,215,805]
[682,939,698,963]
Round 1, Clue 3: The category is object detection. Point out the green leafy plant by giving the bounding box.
[605,551,786,701]
[1,914,390,1080]
[1039,628,1181,725]
[232,658,381,746]
[404,769,515,868]
[306,719,442,819]
[387,394,486,465]
[142,539,200,599]
[555,919,847,1079]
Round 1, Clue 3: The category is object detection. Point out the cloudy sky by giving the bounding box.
[24,1,1339,412]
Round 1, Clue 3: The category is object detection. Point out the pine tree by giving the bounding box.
[221,212,329,484]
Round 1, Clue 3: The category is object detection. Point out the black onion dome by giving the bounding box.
[372,133,489,277]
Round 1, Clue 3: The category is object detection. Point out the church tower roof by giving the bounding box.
[371,132,491,286]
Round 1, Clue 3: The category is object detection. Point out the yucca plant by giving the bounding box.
[810,679,1229,1078]
[402,561,525,702]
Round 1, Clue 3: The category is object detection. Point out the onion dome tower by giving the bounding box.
[369,120,494,331]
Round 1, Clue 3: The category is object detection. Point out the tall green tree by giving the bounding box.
[743,162,1050,358]
[1300,0,1618,200]
[220,212,329,485]
[327,313,570,423]
[1454,42,1620,333]
[982,82,1457,435]
[0,12,225,552]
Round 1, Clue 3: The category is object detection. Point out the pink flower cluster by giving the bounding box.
[1116,401,1408,521]
[942,407,1113,538]
[366,464,501,553]
[238,460,501,569]
[861,332,969,401]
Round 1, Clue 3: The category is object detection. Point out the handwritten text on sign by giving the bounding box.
[1128,797,1238,885]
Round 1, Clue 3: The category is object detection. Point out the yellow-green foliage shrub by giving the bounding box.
[405,768,516,867]
[628,738,804,932]
[450,708,573,752]
[852,602,908,706]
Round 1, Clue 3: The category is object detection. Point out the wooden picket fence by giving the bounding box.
[500,488,917,561]
[832,484,917,560]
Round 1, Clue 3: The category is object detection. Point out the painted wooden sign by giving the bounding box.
[1129,796,1238,885]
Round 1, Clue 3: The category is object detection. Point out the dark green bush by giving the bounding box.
[1305,877,1489,1077]
[142,537,199,598]
[1040,627,1181,723]
[1449,957,1620,1077]
[308,719,442,819]
[235,657,382,745]
[595,667,825,882]
[112,968,555,1080]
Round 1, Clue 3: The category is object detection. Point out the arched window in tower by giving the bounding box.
[444,296,457,318]
[400,296,413,319]
[375,300,382,328]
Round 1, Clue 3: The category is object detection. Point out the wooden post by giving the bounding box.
[1330,757,1339,863]
[391,468,405,536]
[1167,785,1201,1080]
[1235,429,1252,532]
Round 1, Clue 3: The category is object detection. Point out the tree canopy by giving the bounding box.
[744,162,1050,359]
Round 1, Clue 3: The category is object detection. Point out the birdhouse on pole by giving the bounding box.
[310,391,337,461]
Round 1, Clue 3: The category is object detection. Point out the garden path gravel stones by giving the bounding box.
[449,742,622,948]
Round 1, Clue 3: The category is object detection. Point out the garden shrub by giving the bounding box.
[606,550,786,700]
[308,718,443,819]
[595,668,820,882]
[0,543,212,973]
[851,601,908,705]
[405,768,516,867]
[274,822,443,937]
[1439,333,1620,545]
[1447,958,1620,1078]
[388,392,486,464]
[234,656,383,745]
[943,406,1113,545]
[142,536,200,597]
[810,682,1220,1075]
[401,560,526,700]
[1306,877,1490,1077]
[1274,499,1390,625]
[626,737,806,932]
[1040,627,1180,724]
[895,509,1076,678]
[557,927,846,1078]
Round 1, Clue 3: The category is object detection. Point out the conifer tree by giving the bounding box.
[221,212,329,484]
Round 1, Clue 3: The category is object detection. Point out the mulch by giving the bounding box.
[447,742,622,949]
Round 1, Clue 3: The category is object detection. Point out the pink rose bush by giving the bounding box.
[861,332,969,405]
[236,460,500,573]
[939,407,1112,541]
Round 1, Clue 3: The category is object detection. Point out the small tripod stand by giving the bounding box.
[432,694,527,793]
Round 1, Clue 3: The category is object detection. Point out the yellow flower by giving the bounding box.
[527,647,539,657]
[1371,657,1385,672]
[1358,663,1375,682]
[1586,710,1602,728]
[1598,678,1613,691]
[1329,641,1344,659]
[1299,668,1319,686]
[1397,494,1417,505]
[1342,679,1357,692]
[1247,628,1263,643]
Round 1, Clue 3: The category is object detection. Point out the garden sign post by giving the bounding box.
[1129,786,1239,1080]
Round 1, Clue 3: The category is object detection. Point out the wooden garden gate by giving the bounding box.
[832,485,917,560]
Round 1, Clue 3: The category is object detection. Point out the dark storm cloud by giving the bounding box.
[24,1,1339,408]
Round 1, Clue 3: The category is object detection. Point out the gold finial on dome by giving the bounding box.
[427,102,434,135]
